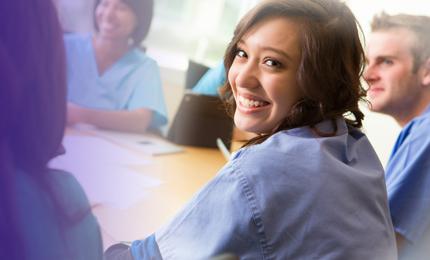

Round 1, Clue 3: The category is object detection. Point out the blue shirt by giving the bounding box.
[16,169,103,259]
[130,119,397,259]
[191,61,226,96]
[64,34,168,128]
[385,105,430,246]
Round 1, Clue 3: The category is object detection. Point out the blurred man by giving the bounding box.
[364,12,430,259]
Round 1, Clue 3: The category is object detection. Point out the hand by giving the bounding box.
[67,102,86,125]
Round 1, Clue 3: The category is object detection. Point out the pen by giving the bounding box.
[216,138,230,161]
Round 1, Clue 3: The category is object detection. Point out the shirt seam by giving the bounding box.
[233,154,274,260]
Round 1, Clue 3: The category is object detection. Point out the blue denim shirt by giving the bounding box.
[131,119,397,259]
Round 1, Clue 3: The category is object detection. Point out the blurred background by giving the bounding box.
[55,0,430,166]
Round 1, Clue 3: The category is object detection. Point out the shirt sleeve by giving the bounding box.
[128,235,162,260]
[126,57,168,128]
[130,161,263,260]
[63,34,79,103]
[63,34,96,107]
[191,61,226,96]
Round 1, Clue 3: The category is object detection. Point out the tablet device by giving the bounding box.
[167,93,233,149]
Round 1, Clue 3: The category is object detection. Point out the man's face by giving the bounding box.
[364,29,423,119]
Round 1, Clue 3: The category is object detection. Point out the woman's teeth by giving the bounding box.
[239,95,267,108]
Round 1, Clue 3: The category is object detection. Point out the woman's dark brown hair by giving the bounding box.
[221,0,366,145]
[1,0,68,258]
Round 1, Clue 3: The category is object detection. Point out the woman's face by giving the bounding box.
[95,0,137,41]
[228,17,302,134]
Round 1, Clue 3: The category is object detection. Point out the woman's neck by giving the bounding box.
[92,34,131,74]
[93,33,131,56]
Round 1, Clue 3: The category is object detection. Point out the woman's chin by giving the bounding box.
[234,121,259,134]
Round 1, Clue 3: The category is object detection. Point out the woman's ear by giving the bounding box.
[421,58,430,87]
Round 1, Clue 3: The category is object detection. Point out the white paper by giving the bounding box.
[88,128,184,156]
[49,136,161,209]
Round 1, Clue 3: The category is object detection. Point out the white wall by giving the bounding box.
[361,106,400,167]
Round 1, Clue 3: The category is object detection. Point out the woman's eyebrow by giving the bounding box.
[238,40,293,61]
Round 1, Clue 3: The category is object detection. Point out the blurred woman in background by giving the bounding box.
[65,0,168,134]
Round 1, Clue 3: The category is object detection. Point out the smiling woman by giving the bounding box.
[228,17,302,134]
[105,0,397,259]
[65,0,168,134]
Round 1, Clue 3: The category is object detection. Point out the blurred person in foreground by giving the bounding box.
[0,0,103,259]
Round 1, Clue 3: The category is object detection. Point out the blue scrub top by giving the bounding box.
[64,34,168,129]
[130,118,397,259]
[191,61,226,96]
[385,105,430,248]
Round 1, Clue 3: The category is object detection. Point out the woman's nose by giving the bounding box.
[103,5,116,20]
[235,62,259,89]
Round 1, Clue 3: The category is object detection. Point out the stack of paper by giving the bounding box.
[49,135,162,209]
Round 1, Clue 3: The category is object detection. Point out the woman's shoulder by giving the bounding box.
[235,129,317,164]
[16,169,102,259]
[17,168,83,195]
[16,168,92,220]
[231,131,312,182]
[46,169,91,214]
[63,33,91,46]
[128,47,153,62]
[121,50,161,82]
[47,169,84,191]
[63,33,92,59]
[17,169,92,219]
[233,121,377,179]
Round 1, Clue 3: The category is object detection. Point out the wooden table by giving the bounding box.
[90,143,226,248]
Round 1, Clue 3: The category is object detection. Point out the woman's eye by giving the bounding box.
[236,49,247,58]
[117,3,130,11]
[264,59,282,68]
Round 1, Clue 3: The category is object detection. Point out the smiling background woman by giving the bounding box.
[105,0,397,259]
[65,0,167,133]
